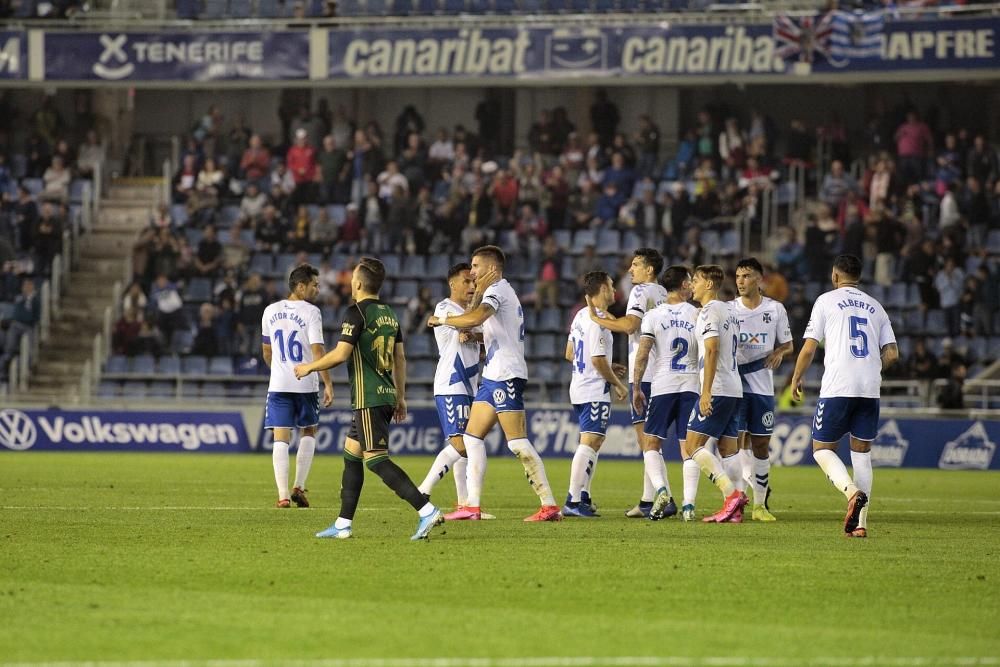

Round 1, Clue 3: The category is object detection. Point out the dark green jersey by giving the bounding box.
[338,299,405,409]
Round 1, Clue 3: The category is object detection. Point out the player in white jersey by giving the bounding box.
[731,258,794,522]
[586,248,669,518]
[790,254,898,537]
[562,271,629,518]
[427,245,561,522]
[261,264,333,508]
[416,262,495,519]
[683,264,749,523]
[633,266,700,521]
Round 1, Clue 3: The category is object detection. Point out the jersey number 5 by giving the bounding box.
[849,316,869,358]
[272,329,304,363]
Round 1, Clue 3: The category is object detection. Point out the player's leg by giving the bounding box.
[291,393,321,508]
[419,396,469,501]
[565,402,605,517]
[811,398,867,534]
[749,435,776,521]
[264,392,293,507]
[733,399,751,494]
[642,394,677,520]
[677,392,701,521]
[738,431,754,494]
[846,398,878,537]
[316,423,365,538]
[497,408,560,521]
[627,382,656,518]
[358,406,442,540]
[685,397,746,522]
[449,393,500,519]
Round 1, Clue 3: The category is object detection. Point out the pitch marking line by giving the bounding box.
[2,658,999,667]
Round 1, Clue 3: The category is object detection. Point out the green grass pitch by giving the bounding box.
[1,452,998,666]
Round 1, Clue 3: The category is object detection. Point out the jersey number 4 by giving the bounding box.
[573,338,586,374]
[272,329,304,363]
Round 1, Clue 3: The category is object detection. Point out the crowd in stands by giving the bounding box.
[0,92,100,383]
[113,89,1000,406]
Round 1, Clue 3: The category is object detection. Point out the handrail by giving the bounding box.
[92,334,103,388]
[80,359,93,402]
[162,157,173,207]
[7,355,17,395]
[17,333,29,393]
[39,280,51,344]
[81,181,93,233]
[51,249,62,320]
[103,306,113,361]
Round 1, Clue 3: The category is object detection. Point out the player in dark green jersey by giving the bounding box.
[294,257,442,541]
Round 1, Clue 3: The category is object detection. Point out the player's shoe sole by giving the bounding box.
[276,499,291,508]
[625,503,652,518]
[316,524,352,539]
[524,505,563,522]
[411,507,443,541]
[752,506,777,522]
[844,491,868,534]
[291,487,309,508]
[846,527,868,538]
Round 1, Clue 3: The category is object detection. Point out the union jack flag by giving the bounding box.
[773,13,836,64]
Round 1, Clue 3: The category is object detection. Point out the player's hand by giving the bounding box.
[458,330,473,343]
[614,383,628,403]
[699,393,713,417]
[791,376,804,402]
[612,363,627,380]
[475,267,499,294]
[294,363,312,380]
[764,350,785,370]
[426,315,442,328]
[632,388,646,415]
[322,385,334,408]
[394,397,408,423]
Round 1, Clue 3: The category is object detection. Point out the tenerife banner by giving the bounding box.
[0,31,26,80]
[43,31,310,81]
[256,407,1000,471]
[327,15,1000,81]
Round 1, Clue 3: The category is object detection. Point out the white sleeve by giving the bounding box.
[482,283,502,312]
[640,312,655,338]
[626,286,646,318]
[878,308,897,348]
[261,308,271,344]
[803,299,826,343]
[699,306,720,340]
[587,321,608,359]
[307,307,325,346]
[775,303,793,346]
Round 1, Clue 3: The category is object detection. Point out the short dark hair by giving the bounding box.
[355,256,386,294]
[695,264,725,288]
[288,263,319,292]
[472,245,506,269]
[633,248,664,277]
[582,270,611,297]
[736,257,764,275]
[832,254,863,280]
[661,265,691,292]
[447,262,471,280]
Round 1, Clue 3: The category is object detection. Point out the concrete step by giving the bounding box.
[82,259,129,276]
[107,186,161,201]
[78,235,137,256]
[18,390,80,404]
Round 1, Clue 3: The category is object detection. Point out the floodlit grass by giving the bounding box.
[1,452,998,664]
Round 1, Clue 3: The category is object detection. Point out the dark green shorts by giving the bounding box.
[347,405,394,451]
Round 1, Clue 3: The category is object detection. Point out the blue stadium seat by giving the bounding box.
[414,0,437,10]
[219,205,241,226]
[97,381,121,398]
[235,356,262,375]
[123,380,149,398]
[69,180,89,204]
[367,0,389,13]
[407,335,433,357]
[887,283,908,309]
[338,0,363,16]
[522,308,538,331]
[382,254,402,276]
[402,255,427,277]
[327,205,347,225]
[228,0,253,16]
[441,0,466,11]
[395,280,420,300]
[427,254,450,277]
[149,381,176,398]
[719,230,740,256]
[185,277,213,303]
[552,229,572,249]
[159,355,181,374]
[175,0,198,17]
[573,0,594,10]
[621,231,641,251]
[410,360,436,378]
[200,382,228,398]
[257,0,288,17]
[182,355,208,375]
[22,178,42,196]
[184,227,203,247]
[925,310,947,336]
[987,230,1000,254]
[209,356,233,375]
[200,0,227,18]
[805,282,822,303]
[596,229,621,254]
[494,0,517,11]
[539,309,563,333]
[132,354,156,374]
[171,204,189,227]
[106,354,128,374]
[903,309,923,332]
[309,0,326,14]
[249,253,273,276]
[573,230,597,253]
[275,253,297,278]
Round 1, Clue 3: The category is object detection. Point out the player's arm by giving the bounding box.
[564,339,574,362]
[881,342,899,369]
[262,342,272,368]
[310,343,334,407]
[428,302,495,329]
[459,330,484,344]
[789,338,819,402]
[700,336,719,416]
[594,355,628,402]
[587,295,640,333]
[764,340,794,370]
[632,335,653,388]
[295,341,353,378]
[393,341,407,423]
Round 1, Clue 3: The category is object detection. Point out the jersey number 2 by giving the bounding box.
[272,329,304,363]
[670,337,688,371]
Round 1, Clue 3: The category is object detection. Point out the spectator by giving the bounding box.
[191,302,219,357]
[32,95,61,147]
[239,134,271,188]
[403,286,435,335]
[310,207,338,252]
[41,155,71,204]
[239,182,267,225]
[33,203,62,274]
[590,90,620,147]
[785,119,810,164]
[906,338,937,379]
[939,182,961,230]
[286,128,318,205]
[535,236,562,312]
[574,244,603,282]
[13,185,38,253]
[237,273,268,355]
[603,152,636,199]
[317,134,349,204]
[0,279,41,373]
[428,128,455,165]
[172,154,198,205]
[194,224,223,278]
[936,362,967,410]
[515,204,547,259]
[122,281,148,314]
[961,176,990,245]
[112,307,143,356]
[718,117,746,176]
[820,160,858,211]
[966,135,997,185]
[189,157,223,223]
[972,264,997,336]
[543,165,569,231]
[934,257,965,336]
[376,160,409,201]
[895,110,933,185]
[149,274,184,343]
[528,110,554,155]
[214,294,238,356]
[635,114,661,179]
[867,157,895,209]
[596,182,625,225]
[360,180,387,253]
[254,204,286,252]
[490,168,518,226]
[287,205,312,253]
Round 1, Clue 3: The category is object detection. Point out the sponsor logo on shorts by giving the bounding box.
[761,410,775,428]
[492,388,507,405]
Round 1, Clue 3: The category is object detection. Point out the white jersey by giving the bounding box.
[641,301,700,397]
[695,300,743,399]
[480,278,528,381]
[731,296,793,396]
[568,307,614,404]
[626,282,668,383]
[433,298,481,397]
[804,286,896,399]
[262,299,325,393]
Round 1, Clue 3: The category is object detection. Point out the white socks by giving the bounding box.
[740,448,754,491]
[418,444,463,495]
[814,449,859,499]
[682,457,700,507]
[641,468,655,502]
[508,438,556,506]
[692,446,735,497]
[752,455,770,508]
[568,444,599,503]
[642,450,669,495]
[453,455,469,506]
[851,450,873,528]
[464,434,487,508]
[294,436,316,490]
[723,453,744,493]
[583,449,598,497]
[272,440,290,500]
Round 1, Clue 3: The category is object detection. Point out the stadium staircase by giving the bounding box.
[19,180,158,405]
